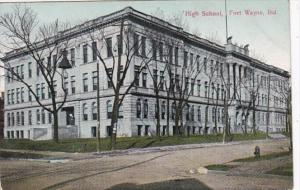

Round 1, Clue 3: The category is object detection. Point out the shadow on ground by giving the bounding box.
[106,178,212,190]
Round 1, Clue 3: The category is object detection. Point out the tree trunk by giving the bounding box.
[53,111,59,143]
[155,91,161,137]
[166,93,170,136]
[110,96,119,150]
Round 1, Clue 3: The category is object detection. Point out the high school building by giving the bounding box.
[1,7,289,140]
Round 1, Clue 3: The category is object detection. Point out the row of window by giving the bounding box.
[6,130,28,139]
[7,109,52,127]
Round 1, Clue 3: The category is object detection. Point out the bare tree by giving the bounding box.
[0,5,71,142]
[85,19,153,149]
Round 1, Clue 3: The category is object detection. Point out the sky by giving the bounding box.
[0,0,291,92]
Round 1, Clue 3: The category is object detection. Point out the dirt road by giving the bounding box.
[0,139,292,190]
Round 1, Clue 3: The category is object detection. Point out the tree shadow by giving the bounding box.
[106,178,212,190]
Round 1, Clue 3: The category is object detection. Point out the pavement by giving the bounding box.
[0,139,293,190]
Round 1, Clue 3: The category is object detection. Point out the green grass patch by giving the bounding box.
[266,163,293,176]
[0,150,47,159]
[205,164,235,171]
[233,151,291,162]
[0,132,266,153]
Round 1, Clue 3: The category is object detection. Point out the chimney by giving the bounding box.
[244,44,249,56]
[227,36,232,44]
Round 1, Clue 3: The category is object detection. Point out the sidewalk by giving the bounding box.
[0,138,289,161]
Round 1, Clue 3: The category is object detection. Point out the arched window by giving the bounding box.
[107,100,112,119]
[172,102,176,120]
[28,110,32,125]
[161,101,166,119]
[143,100,148,118]
[83,103,88,121]
[118,103,123,118]
[205,106,209,121]
[136,99,141,118]
[212,107,215,122]
[198,106,201,122]
[92,102,97,120]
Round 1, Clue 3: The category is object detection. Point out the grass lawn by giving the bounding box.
[266,163,293,176]
[0,150,47,159]
[232,151,292,162]
[205,164,235,171]
[0,133,266,153]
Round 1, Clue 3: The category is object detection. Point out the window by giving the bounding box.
[196,55,200,71]
[191,105,194,121]
[48,112,52,124]
[133,33,139,55]
[172,102,176,120]
[184,51,188,67]
[21,111,24,125]
[41,83,45,99]
[106,37,112,57]
[41,109,45,124]
[11,89,14,104]
[91,127,97,138]
[52,54,57,67]
[107,68,113,88]
[212,107,216,122]
[162,101,167,119]
[145,125,150,136]
[117,35,123,55]
[141,36,146,57]
[28,110,32,125]
[152,40,157,60]
[36,84,40,100]
[185,77,189,95]
[118,104,123,118]
[64,80,69,95]
[136,99,141,118]
[36,109,40,124]
[92,41,97,61]
[107,100,112,119]
[83,103,88,121]
[16,112,20,126]
[71,76,75,94]
[83,44,88,63]
[191,79,195,96]
[92,102,97,120]
[160,71,164,90]
[197,80,201,96]
[92,71,98,91]
[7,90,10,105]
[134,66,140,87]
[7,113,10,126]
[20,65,24,79]
[142,68,147,88]
[28,62,32,78]
[175,47,178,65]
[198,106,201,122]
[83,73,88,92]
[137,125,142,136]
[168,45,173,64]
[185,105,190,121]
[143,99,148,118]
[159,42,163,61]
[190,53,193,67]
[153,69,158,85]
[16,88,20,103]
[21,87,24,102]
[11,113,15,126]
[70,48,75,66]
[205,81,208,98]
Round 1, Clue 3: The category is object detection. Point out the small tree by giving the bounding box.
[0,5,71,142]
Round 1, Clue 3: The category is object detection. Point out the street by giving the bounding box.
[0,139,292,190]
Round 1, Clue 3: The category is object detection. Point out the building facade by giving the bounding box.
[0,92,4,139]
[2,7,289,140]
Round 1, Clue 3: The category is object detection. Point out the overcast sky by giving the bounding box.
[0,0,291,92]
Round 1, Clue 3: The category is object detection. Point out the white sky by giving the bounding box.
[0,0,291,93]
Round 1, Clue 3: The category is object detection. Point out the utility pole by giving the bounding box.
[266,74,271,139]
[96,61,101,153]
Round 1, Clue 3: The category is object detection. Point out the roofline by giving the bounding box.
[0,6,289,77]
